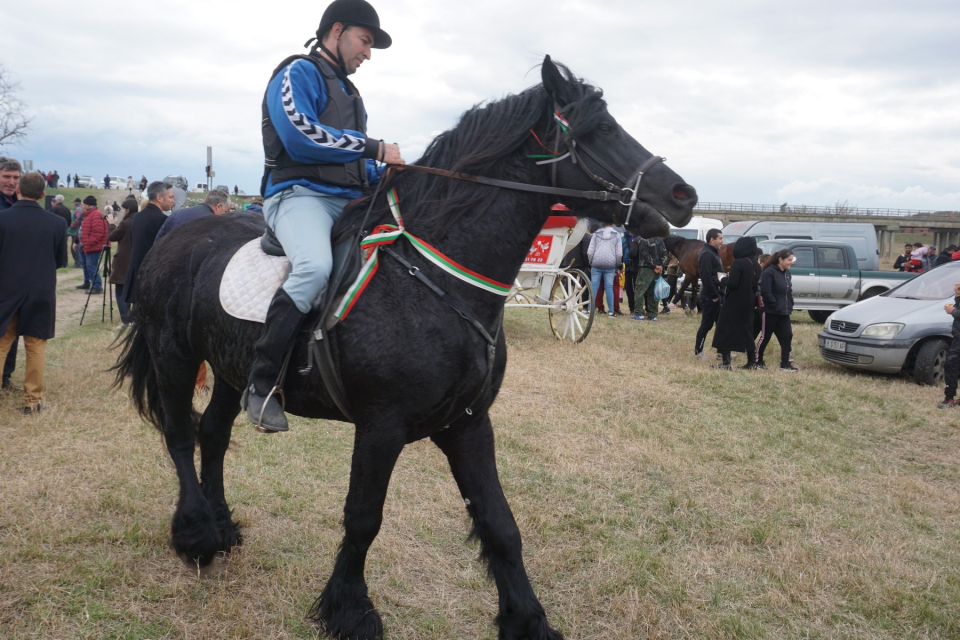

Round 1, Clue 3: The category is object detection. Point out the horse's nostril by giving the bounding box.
[672,186,688,200]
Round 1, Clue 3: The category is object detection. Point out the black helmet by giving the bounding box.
[317,0,391,49]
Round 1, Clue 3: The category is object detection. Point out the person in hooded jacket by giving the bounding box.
[587,222,622,317]
[934,245,955,268]
[711,236,760,369]
[757,248,798,371]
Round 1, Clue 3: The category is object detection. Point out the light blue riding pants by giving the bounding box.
[264,186,350,314]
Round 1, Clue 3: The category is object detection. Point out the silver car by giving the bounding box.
[817,261,959,385]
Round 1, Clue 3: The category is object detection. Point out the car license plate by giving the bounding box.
[825,339,846,352]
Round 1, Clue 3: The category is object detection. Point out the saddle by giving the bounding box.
[219,225,365,420]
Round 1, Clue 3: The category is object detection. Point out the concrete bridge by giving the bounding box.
[694,203,960,259]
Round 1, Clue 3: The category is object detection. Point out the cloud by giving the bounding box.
[2,0,959,209]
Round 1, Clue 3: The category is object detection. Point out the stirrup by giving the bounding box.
[253,384,286,433]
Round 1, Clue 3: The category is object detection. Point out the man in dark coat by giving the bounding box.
[0,156,22,391]
[123,181,174,306]
[694,228,725,359]
[712,236,761,369]
[153,189,231,243]
[0,171,67,413]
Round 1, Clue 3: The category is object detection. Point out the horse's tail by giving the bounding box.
[110,322,164,432]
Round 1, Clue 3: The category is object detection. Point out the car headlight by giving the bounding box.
[861,323,905,338]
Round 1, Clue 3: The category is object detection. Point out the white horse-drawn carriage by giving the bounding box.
[506,209,595,343]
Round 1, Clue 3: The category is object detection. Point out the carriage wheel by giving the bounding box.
[548,269,594,343]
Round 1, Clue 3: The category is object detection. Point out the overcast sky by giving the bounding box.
[3,0,959,210]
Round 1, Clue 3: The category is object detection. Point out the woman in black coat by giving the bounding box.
[712,236,760,369]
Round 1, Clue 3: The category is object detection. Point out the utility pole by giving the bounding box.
[205,146,214,190]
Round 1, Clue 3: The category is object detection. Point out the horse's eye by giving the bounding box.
[598,123,614,135]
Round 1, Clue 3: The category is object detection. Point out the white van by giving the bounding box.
[669,216,723,242]
[721,221,880,271]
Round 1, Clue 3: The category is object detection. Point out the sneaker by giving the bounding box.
[740,363,757,370]
[779,364,799,372]
[90,287,103,294]
[661,307,671,314]
[712,363,732,370]
[76,282,90,290]
[695,351,707,360]
[631,314,646,321]
[2,377,23,392]
[938,398,958,409]
[607,312,615,317]
[755,361,768,370]
[647,317,658,322]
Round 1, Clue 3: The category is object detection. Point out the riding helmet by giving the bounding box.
[317,0,392,49]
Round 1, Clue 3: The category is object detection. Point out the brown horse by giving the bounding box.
[663,235,734,314]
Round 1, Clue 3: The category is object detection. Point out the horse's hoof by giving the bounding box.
[308,583,383,640]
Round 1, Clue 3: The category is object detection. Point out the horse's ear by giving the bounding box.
[541,55,569,106]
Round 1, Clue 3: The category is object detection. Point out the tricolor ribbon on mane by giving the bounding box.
[334,188,513,321]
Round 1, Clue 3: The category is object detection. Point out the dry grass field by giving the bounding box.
[2,267,959,639]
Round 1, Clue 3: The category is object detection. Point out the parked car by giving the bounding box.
[163,175,190,192]
[757,240,915,323]
[194,183,208,192]
[214,184,230,193]
[669,215,723,241]
[75,175,97,189]
[723,221,880,270]
[100,175,126,190]
[817,261,960,385]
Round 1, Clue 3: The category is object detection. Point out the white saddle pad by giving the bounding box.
[219,238,290,323]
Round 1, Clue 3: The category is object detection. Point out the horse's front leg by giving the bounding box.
[308,425,405,640]
[433,413,563,640]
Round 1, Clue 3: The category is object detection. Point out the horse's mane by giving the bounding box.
[342,62,607,237]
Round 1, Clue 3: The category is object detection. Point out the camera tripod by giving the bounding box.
[79,245,114,326]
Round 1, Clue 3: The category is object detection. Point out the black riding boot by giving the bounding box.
[242,288,306,433]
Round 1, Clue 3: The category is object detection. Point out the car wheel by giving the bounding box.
[808,310,832,324]
[913,338,949,386]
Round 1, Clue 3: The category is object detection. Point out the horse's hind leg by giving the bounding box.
[308,426,405,640]
[433,413,563,640]
[152,347,223,567]
[198,378,244,553]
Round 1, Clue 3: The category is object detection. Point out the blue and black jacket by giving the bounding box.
[261,53,383,199]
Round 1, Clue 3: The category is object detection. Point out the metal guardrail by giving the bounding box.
[694,202,960,218]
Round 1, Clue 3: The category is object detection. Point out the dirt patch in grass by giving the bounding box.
[1,301,958,639]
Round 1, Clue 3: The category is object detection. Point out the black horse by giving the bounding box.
[113,57,697,640]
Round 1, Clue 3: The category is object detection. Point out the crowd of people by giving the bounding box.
[581,225,799,372]
[894,242,960,273]
[0,151,264,413]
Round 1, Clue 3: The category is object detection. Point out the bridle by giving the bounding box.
[533,105,665,227]
[395,101,666,228]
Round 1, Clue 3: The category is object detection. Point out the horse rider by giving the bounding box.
[244,0,405,433]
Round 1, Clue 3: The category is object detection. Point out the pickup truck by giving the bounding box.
[756,240,917,323]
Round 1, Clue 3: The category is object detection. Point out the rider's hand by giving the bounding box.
[946,304,955,315]
[382,142,405,165]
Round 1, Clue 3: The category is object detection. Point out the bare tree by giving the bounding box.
[0,63,30,148]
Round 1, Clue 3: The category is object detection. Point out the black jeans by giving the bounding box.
[624,270,637,314]
[757,313,793,365]
[695,296,722,354]
[943,337,960,399]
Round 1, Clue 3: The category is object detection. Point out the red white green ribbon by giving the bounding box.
[335,188,512,321]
